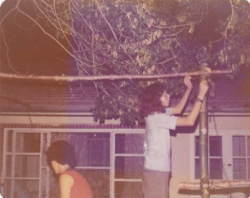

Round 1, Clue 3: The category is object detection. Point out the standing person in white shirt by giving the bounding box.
[140,74,209,198]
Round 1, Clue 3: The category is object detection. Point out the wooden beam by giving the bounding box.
[179,180,250,190]
[0,70,232,82]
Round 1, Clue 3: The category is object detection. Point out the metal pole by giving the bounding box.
[199,64,210,198]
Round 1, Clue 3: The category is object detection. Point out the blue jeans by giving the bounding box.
[142,169,171,198]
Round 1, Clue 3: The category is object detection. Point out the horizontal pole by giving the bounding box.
[179,180,250,190]
[0,70,232,82]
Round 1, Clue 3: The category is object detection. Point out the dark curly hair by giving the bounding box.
[140,83,167,117]
[46,140,77,169]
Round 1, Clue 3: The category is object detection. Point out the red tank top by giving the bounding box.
[61,170,93,198]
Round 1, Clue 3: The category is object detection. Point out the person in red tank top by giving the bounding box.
[46,140,93,198]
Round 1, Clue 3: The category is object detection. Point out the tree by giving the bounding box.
[1,0,250,126]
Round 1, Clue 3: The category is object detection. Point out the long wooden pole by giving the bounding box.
[200,64,210,198]
[0,70,232,82]
[180,180,250,189]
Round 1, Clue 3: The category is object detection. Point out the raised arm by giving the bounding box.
[172,76,193,115]
[176,80,209,126]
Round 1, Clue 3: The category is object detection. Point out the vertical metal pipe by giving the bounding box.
[199,64,210,198]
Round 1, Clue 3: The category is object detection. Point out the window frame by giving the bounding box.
[190,129,250,182]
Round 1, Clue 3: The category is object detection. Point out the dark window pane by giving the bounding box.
[195,158,200,179]
[116,134,125,153]
[15,155,40,178]
[41,168,49,197]
[4,179,39,198]
[233,158,246,179]
[116,134,144,154]
[233,136,245,157]
[6,155,12,177]
[115,157,143,179]
[209,136,222,157]
[41,133,49,167]
[248,159,250,179]
[3,179,13,197]
[7,130,13,152]
[210,159,222,179]
[16,133,40,153]
[247,136,250,157]
[115,182,143,198]
[195,136,200,157]
[87,138,110,167]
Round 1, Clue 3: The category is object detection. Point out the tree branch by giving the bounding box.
[0,70,232,82]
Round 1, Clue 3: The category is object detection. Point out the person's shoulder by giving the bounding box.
[145,112,167,122]
[60,169,76,177]
[60,172,72,179]
[59,172,74,186]
[154,109,172,117]
[165,107,173,115]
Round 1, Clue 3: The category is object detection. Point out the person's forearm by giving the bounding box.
[176,98,203,126]
[176,93,206,126]
[173,88,192,114]
[185,98,203,124]
[185,91,207,124]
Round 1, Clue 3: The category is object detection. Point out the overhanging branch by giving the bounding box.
[0,70,232,82]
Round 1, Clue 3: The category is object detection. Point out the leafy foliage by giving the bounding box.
[2,0,250,126]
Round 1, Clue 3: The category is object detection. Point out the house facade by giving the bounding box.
[0,79,250,198]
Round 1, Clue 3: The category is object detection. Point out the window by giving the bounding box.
[87,134,110,167]
[194,136,223,179]
[2,129,145,198]
[114,134,144,198]
[4,131,41,198]
[232,136,250,179]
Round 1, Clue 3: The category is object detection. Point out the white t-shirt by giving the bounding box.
[144,108,177,172]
